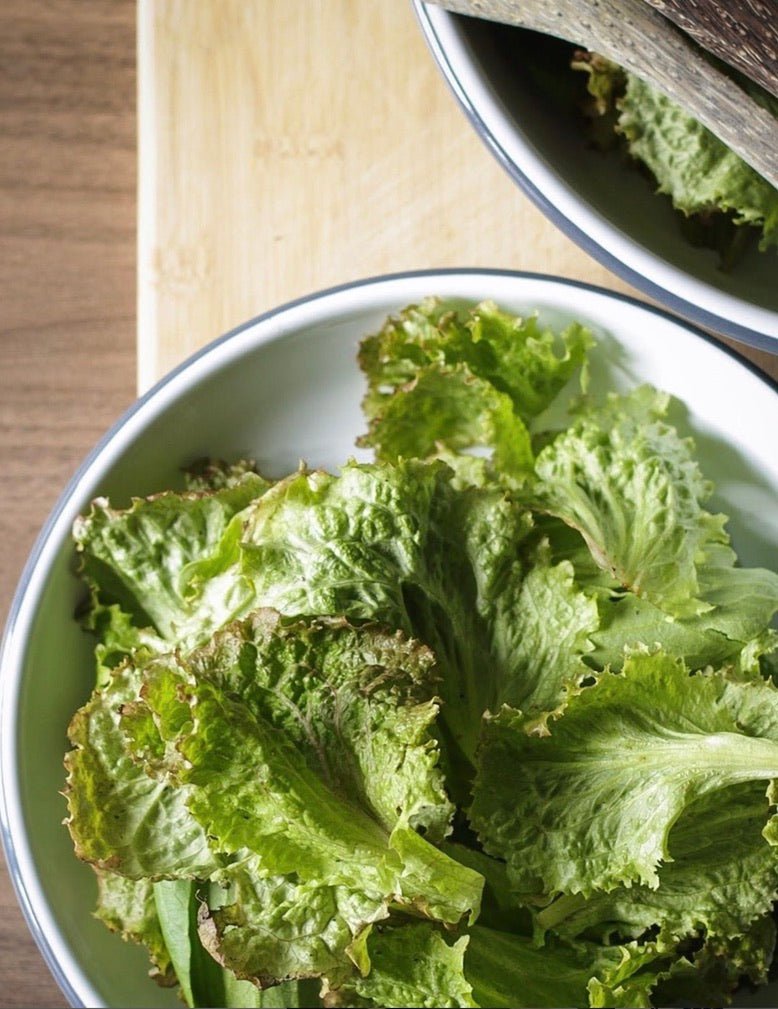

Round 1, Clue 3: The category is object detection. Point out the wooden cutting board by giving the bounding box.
[136,0,641,392]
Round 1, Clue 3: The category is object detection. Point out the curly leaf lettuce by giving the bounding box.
[237,460,598,767]
[538,513,778,676]
[532,385,729,618]
[359,298,592,424]
[330,919,708,1009]
[357,298,591,481]
[65,610,483,990]
[471,648,778,897]
[618,71,778,252]
[537,781,778,984]
[329,921,476,1009]
[73,456,602,776]
[64,654,224,879]
[358,362,535,478]
[574,49,778,262]
[64,300,778,1008]
[73,466,271,677]
[589,553,778,675]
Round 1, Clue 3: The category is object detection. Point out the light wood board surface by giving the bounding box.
[136,0,646,390]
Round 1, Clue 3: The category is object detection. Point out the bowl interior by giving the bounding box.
[416,7,778,350]
[2,270,778,1007]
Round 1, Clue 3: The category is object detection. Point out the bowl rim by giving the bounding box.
[413,2,778,354]
[2,266,777,1008]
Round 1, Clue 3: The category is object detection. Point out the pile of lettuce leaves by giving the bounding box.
[571,48,778,270]
[64,298,778,1008]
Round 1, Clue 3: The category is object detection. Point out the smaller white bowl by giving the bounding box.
[414,4,778,353]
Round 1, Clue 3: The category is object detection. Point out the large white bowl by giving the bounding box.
[414,4,778,354]
[2,270,777,1008]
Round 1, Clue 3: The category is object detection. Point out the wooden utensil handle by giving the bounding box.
[643,0,778,101]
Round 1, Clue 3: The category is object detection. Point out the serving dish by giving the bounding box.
[1,269,777,1008]
[413,3,778,354]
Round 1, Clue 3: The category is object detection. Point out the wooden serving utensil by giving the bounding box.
[423,0,778,189]
[642,0,778,102]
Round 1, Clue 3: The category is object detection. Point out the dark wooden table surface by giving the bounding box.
[1,3,777,1008]
[0,3,136,1006]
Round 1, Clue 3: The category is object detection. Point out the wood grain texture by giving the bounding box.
[644,0,778,100]
[0,2,136,1006]
[136,0,639,388]
[427,0,778,186]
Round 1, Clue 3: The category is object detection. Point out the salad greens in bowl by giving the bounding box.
[413,4,778,353]
[1,270,778,1009]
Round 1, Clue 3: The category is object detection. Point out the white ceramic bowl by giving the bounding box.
[414,3,778,354]
[2,270,777,1008]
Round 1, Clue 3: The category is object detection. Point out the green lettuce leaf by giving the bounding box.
[239,460,530,768]
[536,781,778,970]
[470,647,778,897]
[197,856,385,992]
[327,921,476,1009]
[166,610,454,845]
[357,361,534,478]
[73,467,271,671]
[484,539,598,718]
[618,71,778,252]
[590,562,778,676]
[149,613,479,917]
[93,869,176,988]
[64,655,225,879]
[357,297,591,481]
[532,385,729,618]
[358,297,592,424]
[330,919,707,1009]
[537,513,778,676]
[67,609,483,990]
